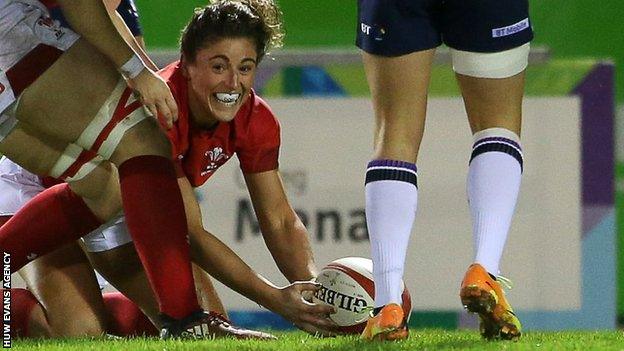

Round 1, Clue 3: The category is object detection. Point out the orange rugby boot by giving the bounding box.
[360,303,408,341]
[460,263,521,341]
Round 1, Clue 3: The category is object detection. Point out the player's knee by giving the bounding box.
[451,43,530,79]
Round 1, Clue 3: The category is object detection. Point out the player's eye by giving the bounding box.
[212,64,226,73]
[239,65,255,74]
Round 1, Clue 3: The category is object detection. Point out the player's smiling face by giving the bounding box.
[184,37,258,128]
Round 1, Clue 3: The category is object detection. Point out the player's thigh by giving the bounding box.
[441,0,532,134]
[15,40,171,163]
[0,3,166,166]
[19,242,108,337]
[0,124,122,220]
[0,122,69,176]
[15,39,120,142]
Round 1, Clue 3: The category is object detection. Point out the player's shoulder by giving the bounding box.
[158,61,188,107]
[243,90,280,128]
[158,61,182,83]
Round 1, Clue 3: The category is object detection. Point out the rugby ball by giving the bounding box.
[313,257,411,334]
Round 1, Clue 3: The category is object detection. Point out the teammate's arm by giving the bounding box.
[244,170,317,282]
[176,176,336,335]
[103,0,157,70]
[56,0,177,124]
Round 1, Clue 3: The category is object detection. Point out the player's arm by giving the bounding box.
[176,176,336,334]
[102,0,157,70]
[57,0,132,68]
[56,0,177,124]
[191,263,227,316]
[244,170,317,282]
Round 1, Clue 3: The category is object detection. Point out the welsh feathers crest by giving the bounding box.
[200,147,229,176]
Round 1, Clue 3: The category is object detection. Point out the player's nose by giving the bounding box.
[223,71,239,89]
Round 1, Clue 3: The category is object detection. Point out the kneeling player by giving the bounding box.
[1,0,337,337]
[0,160,232,338]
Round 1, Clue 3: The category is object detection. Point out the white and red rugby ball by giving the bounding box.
[312,257,411,334]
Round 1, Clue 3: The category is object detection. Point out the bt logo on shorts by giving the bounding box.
[360,22,386,41]
[492,18,530,38]
[361,23,372,35]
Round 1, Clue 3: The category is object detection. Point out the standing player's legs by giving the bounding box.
[452,45,530,340]
[361,51,433,340]
[457,55,525,276]
[441,0,532,339]
[357,0,441,341]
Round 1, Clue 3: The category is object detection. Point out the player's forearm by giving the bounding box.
[57,0,139,70]
[262,217,317,282]
[188,229,280,311]
[109,11,158,71]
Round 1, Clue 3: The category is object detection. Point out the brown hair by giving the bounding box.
[180,0,284,63]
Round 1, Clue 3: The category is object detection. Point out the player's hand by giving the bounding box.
[127,69,178,129]
[275,281,339,337]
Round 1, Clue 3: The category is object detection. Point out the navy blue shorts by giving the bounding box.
[356,0,533,56]
[49,0,143,37]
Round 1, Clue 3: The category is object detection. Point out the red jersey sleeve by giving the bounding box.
[160,61,190,178]
[236,96,280,174]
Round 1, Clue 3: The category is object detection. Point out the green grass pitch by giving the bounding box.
[9,330,624,351]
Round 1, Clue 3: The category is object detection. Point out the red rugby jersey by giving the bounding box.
[159,61,281,187]
[39,0,57,9]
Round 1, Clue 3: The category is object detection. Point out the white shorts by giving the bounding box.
[0,156,132,251]
[0,0,79,141]
[82,215,133,253]
[0,156,45,215]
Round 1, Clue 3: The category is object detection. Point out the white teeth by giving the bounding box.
[215,93,240,106]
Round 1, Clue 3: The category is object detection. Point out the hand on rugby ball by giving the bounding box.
[272,281,339,337]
